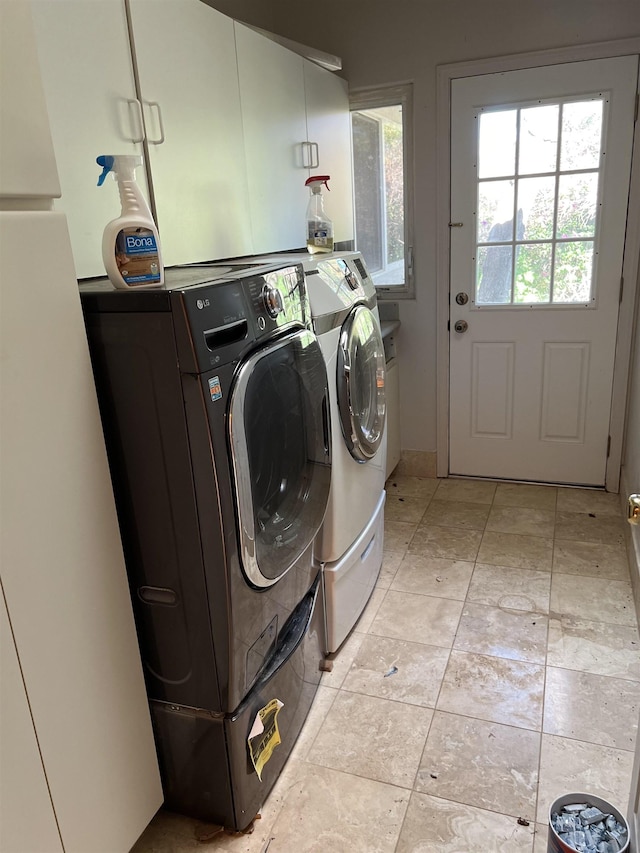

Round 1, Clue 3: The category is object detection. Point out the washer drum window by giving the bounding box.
[337,305,386,462]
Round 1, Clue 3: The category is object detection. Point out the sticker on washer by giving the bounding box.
[208,376,222,402]
[247,698,284,781]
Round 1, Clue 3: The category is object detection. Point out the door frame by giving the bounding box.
[436,38,640,491]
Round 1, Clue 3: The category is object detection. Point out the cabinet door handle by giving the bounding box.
[126,99,145,143]
[145,101,166,145]
[301,141,312,168]
[311,141,319,169]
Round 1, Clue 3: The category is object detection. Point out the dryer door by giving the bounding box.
[229,329,331,588]
[337,305,386,461]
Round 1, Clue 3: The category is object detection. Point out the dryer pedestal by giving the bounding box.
[322,491,385,654]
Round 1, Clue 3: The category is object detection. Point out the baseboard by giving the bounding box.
[392,450,437,479]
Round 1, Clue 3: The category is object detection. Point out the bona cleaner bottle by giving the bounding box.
[96,154,164,289]
[305,174,334,254]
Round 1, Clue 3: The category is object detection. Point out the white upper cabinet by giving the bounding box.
[31,0,146,278]
[128,0,252,265]
[303,59,354,244]
[31,3,353,274]
[0,2,60,199]
[235,23,309,254]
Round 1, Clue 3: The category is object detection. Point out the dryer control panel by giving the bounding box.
[177,264,309,374]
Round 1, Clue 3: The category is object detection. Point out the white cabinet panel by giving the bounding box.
[0,593,63,853]
[129,0,253,265]
[31,0,146,278]
[304,60,354,244]
[0,212,162,853]
[0,2,59,198]
[235,23,309,254]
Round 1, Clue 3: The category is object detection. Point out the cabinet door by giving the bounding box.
[0,212,163,853]
[0,593,63,853]
[235,23,309,254]
[304,60,354,244]
[129,0,252,265]
[31,0,147,279]
[0,2,59,199]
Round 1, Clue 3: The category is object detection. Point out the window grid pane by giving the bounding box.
[474,97,603,306]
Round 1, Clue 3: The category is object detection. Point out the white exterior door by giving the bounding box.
[449,56,638,486]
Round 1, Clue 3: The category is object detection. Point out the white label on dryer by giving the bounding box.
[208,376,222,402]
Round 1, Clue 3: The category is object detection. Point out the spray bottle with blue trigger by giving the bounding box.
[96,154,164,289]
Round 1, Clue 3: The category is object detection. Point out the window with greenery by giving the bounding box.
[350,84,413,296]
[475,96,605,306]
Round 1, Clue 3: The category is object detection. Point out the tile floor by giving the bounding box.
[132,477,640,853]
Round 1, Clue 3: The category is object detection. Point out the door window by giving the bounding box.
[338,306,386,461]
[475,96,605,306]
[229,331,330,587]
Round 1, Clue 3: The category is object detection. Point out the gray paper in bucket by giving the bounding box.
[548,792,630,853]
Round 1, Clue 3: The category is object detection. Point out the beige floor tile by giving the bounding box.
[408,524,483,561]
[533,823,550,853]
[467,564,551,613]
[556,487,622,517]
[536,734,634,824]
[546,616,640,681]
[290,686,339,761]
[383,520,417,552]
[321,630,366,688]
[342,634,449,707]
[433,478,497,504]
[477,531,553,571]
[368,589,463,648]
[266,764,410,853]
[377,550,404,589]
[454,603,548,665]
[552,539,630,581]
[384,493,430,524]
[550,575,637,628]
[422,499,491,530]
[307,691,433,788]
[415,711,540,819]
[395,793,535,852]
[437,650,544,730]
[385,474,439,500]
[543,667,640,751]
[494,482,557,510]
[390,554,474,600]
[554,511,627,546]
[486,506,556,538]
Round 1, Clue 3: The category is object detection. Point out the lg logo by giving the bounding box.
[196,298,211,310]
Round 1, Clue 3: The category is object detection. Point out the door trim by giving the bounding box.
[436,38,640,490]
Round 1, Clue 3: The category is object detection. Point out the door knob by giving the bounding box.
[629,495,640,525]
[454,320,468,333]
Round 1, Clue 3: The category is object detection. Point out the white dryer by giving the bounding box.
[302,251,387,654]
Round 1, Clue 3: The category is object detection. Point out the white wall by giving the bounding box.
[266,0,640,455]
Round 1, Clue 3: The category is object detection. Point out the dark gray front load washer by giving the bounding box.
[80,263,331,830]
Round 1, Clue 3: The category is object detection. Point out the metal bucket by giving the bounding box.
[548,792,630,853]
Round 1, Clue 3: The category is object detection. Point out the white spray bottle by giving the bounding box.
[96,154,164,289]
[305,175,334,254]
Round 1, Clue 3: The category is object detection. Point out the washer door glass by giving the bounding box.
[229,329,331,587]
[337,305,386,461]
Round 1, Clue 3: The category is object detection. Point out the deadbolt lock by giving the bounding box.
[455,292,469,305]
[454,320,468,333]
